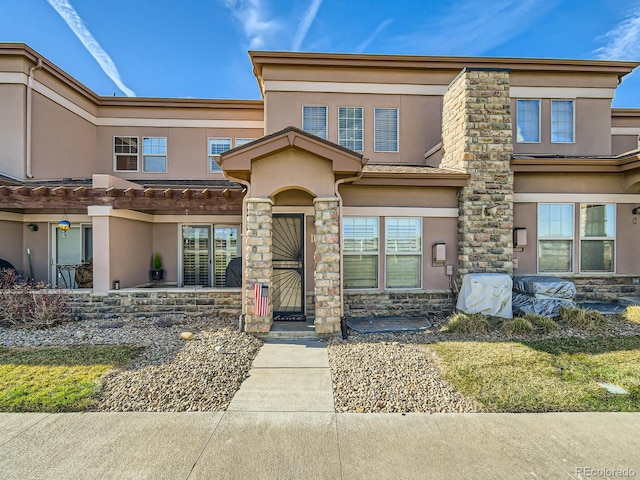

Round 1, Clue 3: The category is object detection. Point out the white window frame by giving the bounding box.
[113,136,139,172]
[302,105,328,139]
[208,137,232,173]
[338,106,364,151]
[235,138,256,147]
[579,203,616,273]
[142,136,167,173]
[374,107,399,153]
[551,99,575,143]
[384,217,422,289]
[516,99,541,143]
[537,203,574,274]
[343,216,379,290]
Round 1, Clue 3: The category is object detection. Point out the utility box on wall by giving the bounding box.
[432,242,446,266]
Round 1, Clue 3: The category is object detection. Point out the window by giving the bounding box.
[374,108,398,152]
[142,137,167,172]
[235,138,256,147]
[580,204,615,272]
[385,218,422,288]
[338,107,363,151]
[537,204,574,273]
[551,100,574,143]
[208,138,232,172]
[302,105,327,139]
[114,136,138,171]
[214,226,239,287]
[343,217,378,289]
[516,99,540,143]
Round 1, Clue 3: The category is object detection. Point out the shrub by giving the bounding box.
[557,306,608,332]
[624,305,640,324]
[0,270,69,329]
[523,313,559,334]
[504,317,534,336]
[443,312,491,334]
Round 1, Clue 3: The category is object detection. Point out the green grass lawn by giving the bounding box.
[429,336,640,412]
[0,346,144,412]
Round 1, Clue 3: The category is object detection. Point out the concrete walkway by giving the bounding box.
[1,340,640,479]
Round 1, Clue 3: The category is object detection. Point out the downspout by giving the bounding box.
[223,168,251,327]
[26,58,43,179]
[334,169,364,319]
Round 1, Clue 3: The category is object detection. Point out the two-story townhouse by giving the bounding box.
[1,43,639,334]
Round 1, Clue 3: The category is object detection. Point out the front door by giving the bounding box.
[272,214,305,321]
[51,224,92,288]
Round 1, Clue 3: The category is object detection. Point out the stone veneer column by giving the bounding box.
[243,198,273,333]
[313,197,341,334]
[441,68,514,279]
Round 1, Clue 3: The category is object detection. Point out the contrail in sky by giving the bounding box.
[292,0,323,51]
[46,0,136,96]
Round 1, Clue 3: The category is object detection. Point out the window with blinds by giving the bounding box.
[182,226,211,286]
[214,227,238,287]
[385,218,421,288]
[374,108,398,152]
[343,217,378,289]
[302,105,328,139]
[208,138,232,172]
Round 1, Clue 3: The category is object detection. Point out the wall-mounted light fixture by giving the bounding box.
[27,223,39,232]
[484,203,498,217]
[632,206,640,215]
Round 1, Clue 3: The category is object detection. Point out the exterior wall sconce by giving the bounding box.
[27,223,39,232]
[632,206,640,215]
[484,203,498,217]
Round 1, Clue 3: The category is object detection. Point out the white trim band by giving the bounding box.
[514,193,640,203]
[611,127,640,135]
[264,80,447,96]
[510,87,614,99]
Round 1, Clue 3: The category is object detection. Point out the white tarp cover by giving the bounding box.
[456,273,513,318]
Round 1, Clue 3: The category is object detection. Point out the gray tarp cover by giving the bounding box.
[512,276,576,318]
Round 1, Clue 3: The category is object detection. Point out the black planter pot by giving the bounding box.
[150,269,164,281]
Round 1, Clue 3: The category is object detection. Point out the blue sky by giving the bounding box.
[1,0,640,106]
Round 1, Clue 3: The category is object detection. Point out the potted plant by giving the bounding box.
[150,253,164,281]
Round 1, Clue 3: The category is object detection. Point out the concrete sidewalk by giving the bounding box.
[1,412,639,479]
[1,340,639,479]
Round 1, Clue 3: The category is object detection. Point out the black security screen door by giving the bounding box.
[272,214,305,321]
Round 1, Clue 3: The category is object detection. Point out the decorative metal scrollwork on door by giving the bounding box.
[272,214,305,321]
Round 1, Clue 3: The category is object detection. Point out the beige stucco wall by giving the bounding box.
[31,91,96,179]
[0,84,25,179]
[511,98,612,156]
[617,206,640,274]
[423,217,458,289]
[95,126,263,180]
[251,149,336,198]
[612,135,638,155]
[0,220,24,272]
[264,91,442,165]
[340,185,457,207]
[109,217,153,287]
[513,203,537,274]
[153,223,178,283]
[515,173,625,194]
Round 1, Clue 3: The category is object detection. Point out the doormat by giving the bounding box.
[576,302,627,315]
[346,316,431,334]
[273,314,307,322]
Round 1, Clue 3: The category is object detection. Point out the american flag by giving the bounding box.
[254,284,269,316]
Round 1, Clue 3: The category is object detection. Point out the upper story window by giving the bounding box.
[516,99,540,143]
[142,137,167,173]
[551,100,574,143]
[374,108,399,152]
[302,105,328,139]
[114,136,138,172]
[208,138,232,172]
[538,203,574,273]
[385,217,422,289]
[343,217,379,289]
[235,138,256,147]
[338,107,363,151]
[580,204,615,272]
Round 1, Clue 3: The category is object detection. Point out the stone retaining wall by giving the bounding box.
[59,289,242,320]
[558,275,640,302]
[343,290,454,318]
